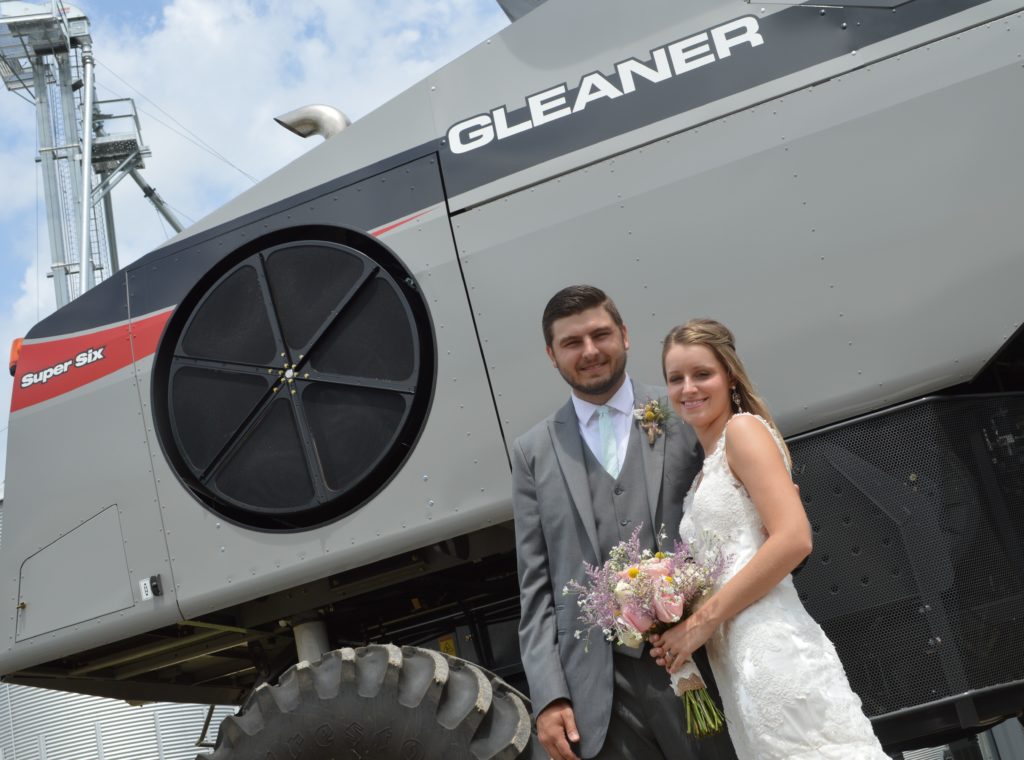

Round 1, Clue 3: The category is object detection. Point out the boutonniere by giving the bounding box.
[633,398,671,446]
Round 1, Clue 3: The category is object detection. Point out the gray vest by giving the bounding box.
[583,423,656,659]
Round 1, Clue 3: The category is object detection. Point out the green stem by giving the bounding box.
[682,688,726,737]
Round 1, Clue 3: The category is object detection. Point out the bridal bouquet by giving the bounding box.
[563,525,728,737]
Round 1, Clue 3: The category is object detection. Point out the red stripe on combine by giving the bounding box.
[371,208,432,237]
[11,309,173,413]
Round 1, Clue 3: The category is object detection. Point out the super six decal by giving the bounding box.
[446,15,764,155]
[19,347,106,389]
[11,308,173,412]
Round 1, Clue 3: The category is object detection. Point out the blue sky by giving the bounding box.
[0,0,509,477]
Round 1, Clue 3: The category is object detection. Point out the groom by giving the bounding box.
[512,286,736,760]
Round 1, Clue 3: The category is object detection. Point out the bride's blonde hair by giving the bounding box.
[661,318,789,461]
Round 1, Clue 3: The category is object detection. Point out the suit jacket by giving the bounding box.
[512,379,702,758]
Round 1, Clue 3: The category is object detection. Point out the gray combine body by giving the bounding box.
[3,0,1023,756]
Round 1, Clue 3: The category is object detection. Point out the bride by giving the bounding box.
[648,319,889,760]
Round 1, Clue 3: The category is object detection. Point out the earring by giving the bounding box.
[731,387,742,412]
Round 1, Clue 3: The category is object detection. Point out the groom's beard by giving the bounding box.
[559,353,627,398]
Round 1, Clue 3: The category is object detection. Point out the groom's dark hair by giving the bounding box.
[542,285,624,347]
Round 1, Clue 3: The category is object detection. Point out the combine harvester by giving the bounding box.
[3,0,1022,757]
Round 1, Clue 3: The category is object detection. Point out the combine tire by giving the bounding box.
[199,644,538,759]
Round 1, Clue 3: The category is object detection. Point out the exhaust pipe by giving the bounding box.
[274,105,351,140]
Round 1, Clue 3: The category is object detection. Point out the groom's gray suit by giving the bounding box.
[513,378,721,758]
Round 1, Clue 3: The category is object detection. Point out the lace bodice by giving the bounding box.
[680,413,788,585]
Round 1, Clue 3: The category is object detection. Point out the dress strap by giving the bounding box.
[725,412,790,471]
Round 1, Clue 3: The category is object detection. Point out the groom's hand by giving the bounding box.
[537,698,581,760]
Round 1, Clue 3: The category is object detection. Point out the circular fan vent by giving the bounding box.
[154,235,434,530]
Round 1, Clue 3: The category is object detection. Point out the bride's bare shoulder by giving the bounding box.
[725,413,772,438]
[724,414,782,466]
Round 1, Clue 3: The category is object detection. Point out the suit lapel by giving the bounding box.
[549,400,600,561]
[633,382,667,535]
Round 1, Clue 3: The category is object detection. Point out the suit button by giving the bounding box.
[620,520,630,527]
[614,485,624,495]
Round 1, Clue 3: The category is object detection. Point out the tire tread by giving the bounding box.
[198,645,534,760]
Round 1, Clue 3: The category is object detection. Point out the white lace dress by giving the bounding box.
[679,414,889,760]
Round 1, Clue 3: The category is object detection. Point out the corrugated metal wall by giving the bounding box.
[902,747,948,760]
[0,683,235,760]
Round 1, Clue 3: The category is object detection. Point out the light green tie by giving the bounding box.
[597,405,620,478]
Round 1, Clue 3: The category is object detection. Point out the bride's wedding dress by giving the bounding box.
[679,414,889,760]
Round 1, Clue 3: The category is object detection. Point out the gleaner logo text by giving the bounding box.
[20,346,106,388]
[446,15,764,155]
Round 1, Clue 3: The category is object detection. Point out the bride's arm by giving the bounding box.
[653,414,812,671]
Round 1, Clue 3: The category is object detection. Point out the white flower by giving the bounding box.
[616,622,644,648]
[613,580,632,606]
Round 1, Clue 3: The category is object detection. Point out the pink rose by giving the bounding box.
[640,558,673,579]
[621,604,654,634]
[653,593,684,623]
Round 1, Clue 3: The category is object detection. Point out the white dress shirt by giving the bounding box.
[571,376,635,475]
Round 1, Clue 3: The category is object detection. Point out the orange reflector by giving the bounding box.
[9,337,23,377]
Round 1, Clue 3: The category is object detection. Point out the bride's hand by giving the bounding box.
[649,615,717,674]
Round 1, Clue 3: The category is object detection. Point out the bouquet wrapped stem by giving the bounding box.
[672,659,725,738]
[564,524,730,738]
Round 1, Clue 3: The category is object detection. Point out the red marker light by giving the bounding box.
[9,337,23,378]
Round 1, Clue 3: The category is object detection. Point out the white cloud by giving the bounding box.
[0,133,37,223]
[0,0,509,477]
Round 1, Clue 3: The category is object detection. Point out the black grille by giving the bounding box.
[789,394,1024,743]
[303,383,407,493]
[311,276,416,381]
[180,263,278,365]
[154,233,434,530]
